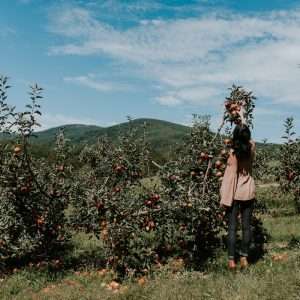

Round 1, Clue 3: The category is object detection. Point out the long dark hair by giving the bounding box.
[232,124,251,159]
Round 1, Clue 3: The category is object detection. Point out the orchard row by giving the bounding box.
[0,76,298,277]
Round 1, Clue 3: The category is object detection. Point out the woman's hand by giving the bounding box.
[218,205,228,221]
[220,203,229,209]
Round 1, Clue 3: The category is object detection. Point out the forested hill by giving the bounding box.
[0,118,280,160]
[32,118,190,147]
[14,118,187,160]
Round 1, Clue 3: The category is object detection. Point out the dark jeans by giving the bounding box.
[227,200,254,259]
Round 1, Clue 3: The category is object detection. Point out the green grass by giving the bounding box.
[257,185,296,216]
[1,187,300,300]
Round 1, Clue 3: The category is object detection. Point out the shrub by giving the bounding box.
[158,115,225,266]
[253,139,277,183]
[279,117,300,213]
[69,120,154,275]
[0,76,71,269]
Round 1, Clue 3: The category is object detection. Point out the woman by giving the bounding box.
[220,124,256,270]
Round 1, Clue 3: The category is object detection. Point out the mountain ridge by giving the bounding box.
[0,118,280,160]
[32,118,190,145]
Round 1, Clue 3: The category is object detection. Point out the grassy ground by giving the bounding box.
[1,186,300,300]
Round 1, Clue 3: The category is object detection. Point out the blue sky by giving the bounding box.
[1,0,300,142]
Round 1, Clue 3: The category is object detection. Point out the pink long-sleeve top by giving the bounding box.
[220,141,256,207]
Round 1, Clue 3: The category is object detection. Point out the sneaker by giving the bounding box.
[240,256,249,269]
[228,259,236,271]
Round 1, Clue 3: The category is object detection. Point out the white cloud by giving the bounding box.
[155,85,221,106]
[156,94,181,106]
[49,5,300,108]
[63,74,131,92]
[255,107,287,116]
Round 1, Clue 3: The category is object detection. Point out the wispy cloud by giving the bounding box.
[49,4,300,108]
[155,85,221,106]
[0,27,16,38]
[64,74,131,92]
[255,107,288,116]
